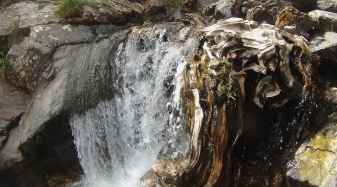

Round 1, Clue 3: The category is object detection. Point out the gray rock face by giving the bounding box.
[0,126,23,169]
[287,120,337,187]
[66,0,146,24]
[310,32,337,62]
[18,26,129,154]
[215,0,243,18]
[6,23,95,91]
[318,0,337,12]
[0,76,29,151]
[309,10,337,32]
[0,2,60,37]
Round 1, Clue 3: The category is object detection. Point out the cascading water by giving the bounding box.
[70,24,198,186]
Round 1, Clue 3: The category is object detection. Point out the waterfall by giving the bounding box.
[70,25,198,186]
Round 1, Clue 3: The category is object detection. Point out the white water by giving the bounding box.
[70,26,198,187]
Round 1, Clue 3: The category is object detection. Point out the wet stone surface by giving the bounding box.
[287,120,337,187]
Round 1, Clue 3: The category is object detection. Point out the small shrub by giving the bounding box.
[199,6,205,15]
[57,0,83,18]
[38,3,45,10]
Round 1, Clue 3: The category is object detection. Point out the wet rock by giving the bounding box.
[318,0,337,12]
[18,26,129,154]
[325,87,337,104]
[287,121,337,187]
[285,0,317,12]
[6,23,94,91]
[215,0,243,19]
[0,1,59,37]
[143,0,165,14]
[0,126,23,169]
[0,76,28,150]
[0,116,82,187]
[310,32,337,62]
[275,6,319,37]
[309,10,337,32]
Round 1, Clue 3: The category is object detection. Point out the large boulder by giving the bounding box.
[6,23,95,91]
[309,10,337,32]
[16,24,129,154]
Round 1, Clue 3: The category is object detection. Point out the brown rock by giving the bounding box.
[275,6,320,36]
[144,0,165,14]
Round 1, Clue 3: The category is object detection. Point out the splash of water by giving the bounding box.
[70,25,198,186]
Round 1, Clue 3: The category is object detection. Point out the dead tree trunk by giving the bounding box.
[140,17,318,187]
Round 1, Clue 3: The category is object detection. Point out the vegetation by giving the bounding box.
[57,0,108,18]
[38,3,46,10]
[7,27,26,48]
[0,52,6,73]
[0,18,28,74]
[222,79,236,102]
[199,5,205,15]
[57,0,83,18]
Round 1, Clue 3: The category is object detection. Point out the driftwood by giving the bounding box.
[140,18,318,186]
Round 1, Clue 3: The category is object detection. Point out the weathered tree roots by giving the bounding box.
[140,17,318,187]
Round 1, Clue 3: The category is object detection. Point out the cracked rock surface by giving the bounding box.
[287,119,337,187]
